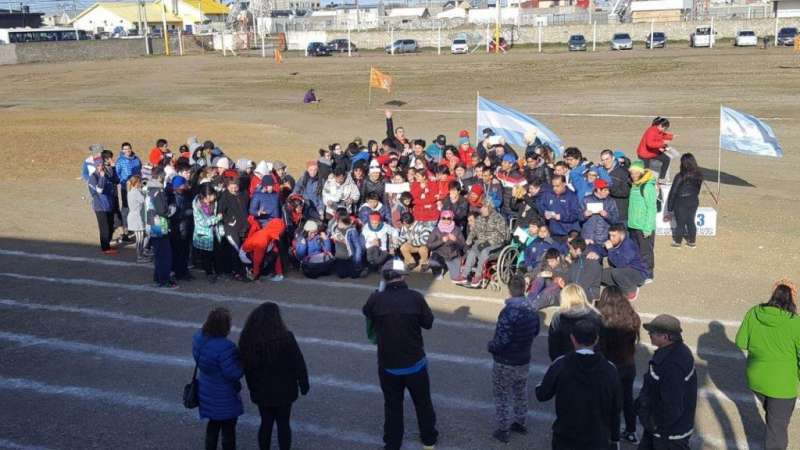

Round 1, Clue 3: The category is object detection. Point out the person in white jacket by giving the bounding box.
[362,211,399,272]
[322,166,360,218]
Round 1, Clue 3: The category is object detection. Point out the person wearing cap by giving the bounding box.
[295,220,334,278]
[322,166,361,219]
[536,318,622,450]
[362,162,386,201]
[87,155,119,255]
[487,274,540,444]
[362,260,438,450]
[250,179,281,228]
[627,160,657,280]
[426,209,466,281]
[586,223,650,301]
[457,130,477,168]
[458,202,507,288]
[637,314,697,450]
[170,174,194,281]
[425,135,446,164]
[581,179,620,245]
[293,160,324,221]
[218,176,251,282]
[273,161,295,197]
[538,175,582,242]
[600,149,631,225]
[148,138,169,167]
[362,210,399,273]
[735,281,800,450]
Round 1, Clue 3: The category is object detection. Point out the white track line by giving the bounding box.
[0,439,54,450]
[0,331,760,449]
[0,377,462,450]
[0,249,745,328]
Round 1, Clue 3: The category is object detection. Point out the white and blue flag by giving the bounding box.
[477,96,565,155]
[720,106,783,158]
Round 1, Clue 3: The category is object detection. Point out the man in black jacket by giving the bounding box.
[636,314,697,450]
[218,177,251,281]
[363,263,438,450]
[536,319,622,450]
[601,149,632,225]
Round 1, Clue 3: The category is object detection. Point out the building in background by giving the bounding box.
[0,7,44,28]
[629,0,692,21]
[155,0,229,32]
[773,0,800,16]
[43,11,75,27]
[71,2,183,35]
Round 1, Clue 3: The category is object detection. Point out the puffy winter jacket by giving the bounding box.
[628,170,658,234]
[539,189,582,236]
[358,202,392,225]
[362,222,399,252]
[487,296,540,366]
[192,330,244,421]
[426,226,465,261]
[296,234,333,260]
[322,174,361,216]
[115,153,142,185]
[192,197,220,251]
[580,194,619,244]
[637,125,673,160]
[467,212,507,247]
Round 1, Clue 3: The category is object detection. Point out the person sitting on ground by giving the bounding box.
[487,274,540,444]
[303,88,319,104]
[362,163,386,201]
[522,219,567,272]
[358,191,392,225]
[241,217,286,282]
[586,224,650,301]
[398,212,433,272]
[295,220,334,279]
[565,237,602,301]
[581,179,619,245]
[457,202,507,288]
[440,181,469,232]
[526,266,570,311]
[362,211,399,273]
[547,283,602,362]
[322,166,360,219]
[539,175,581,243]
[330,214,364,279]
[426,210,466,281]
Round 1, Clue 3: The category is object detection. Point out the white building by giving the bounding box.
[71,2,183,35]
[773,0,800,17]
[154,0,229,32]
[468,7,520,23]
[386,7,431,22]
[629,0,692,22]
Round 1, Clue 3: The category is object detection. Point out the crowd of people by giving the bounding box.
[79,111,800,450]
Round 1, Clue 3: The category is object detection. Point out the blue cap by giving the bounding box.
[613,150,626,160]
[172,176,187,189]
[502,153,517,163]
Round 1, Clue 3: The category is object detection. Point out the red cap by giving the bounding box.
[594,179,609,190]
[223,169,239,179]
[470,183,484,196]
[369,211,382,219]
[458,129,470,138]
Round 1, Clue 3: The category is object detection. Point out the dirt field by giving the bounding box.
[0,46,798,449]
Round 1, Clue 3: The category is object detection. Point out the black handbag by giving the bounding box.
[182,364,199,409]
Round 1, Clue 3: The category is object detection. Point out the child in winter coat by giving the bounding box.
[330,215,364,278]
[126,176,150,263]
[295,220,334,278]
[193,184,222,283]
[361,211,399,272]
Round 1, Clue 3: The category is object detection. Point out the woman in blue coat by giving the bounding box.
[192,308,244,450]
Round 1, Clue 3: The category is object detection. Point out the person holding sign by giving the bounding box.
[581,179,620,245]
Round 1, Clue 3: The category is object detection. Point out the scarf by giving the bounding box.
[632,169,654,187]
[437,219,455,234]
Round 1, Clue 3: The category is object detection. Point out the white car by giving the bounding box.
[451,38,469,54]
[734,30,757,47]
[690,27,715,47]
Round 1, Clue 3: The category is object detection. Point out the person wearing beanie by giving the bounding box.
[580,179,620,245]
[295,220,334,278]
[600,149,631,224]
[362,261,438,450]
[273,161,295,197]
[426,209,466,281]
[362,210,399,273]
[467,182,485,213]
[170,174,195,281]
[293,160,324,221]
[425,135,447,164]
[362,162,386,202]
[457,135,477,168]
[627,160,657,280]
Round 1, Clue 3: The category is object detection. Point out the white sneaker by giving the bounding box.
[270,274,284,282]
[238,249,252,264]
[643,278,654,285]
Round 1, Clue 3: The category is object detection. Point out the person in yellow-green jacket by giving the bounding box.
[735,281,800,450]
[626,161,657,281]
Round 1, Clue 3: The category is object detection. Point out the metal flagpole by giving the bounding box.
[650,19,654,50]
[592,21,596,52]
[178,29,184,55]
[717,105,723,198]
[476,91,480,138]
[368,67,373,106]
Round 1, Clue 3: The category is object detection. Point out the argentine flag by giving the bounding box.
[477,96,565,155]
[720,106,783,158]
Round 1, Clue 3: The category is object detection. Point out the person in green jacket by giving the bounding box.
[627,161,657,280]
[735,281,800,450]
[193,183,223,284]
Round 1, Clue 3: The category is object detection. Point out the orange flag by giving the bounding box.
[274,48,283,64]
[369,67,393,92]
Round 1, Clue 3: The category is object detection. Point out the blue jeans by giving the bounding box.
[151,236,172,285]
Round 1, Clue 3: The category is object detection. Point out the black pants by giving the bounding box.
[225,233,246,276]
[552,433,611,450]
[638,431,689,450]
[301,259,334,279]
[171,227,192,279]
[755,393,795,450]
[378,367,438,450]
[206,418,237,450]
[257,404,292,450]
[119,185,129,229]
[601,267,645,295]
[629,229,655,276]
[672,197,698,245]
[94,211,115,251]
[618,363,636,433]
[366,247,391,271]
[643,153,671,180]
[334,258,361,279]
[196,248,216,276]
[151,236,172,285]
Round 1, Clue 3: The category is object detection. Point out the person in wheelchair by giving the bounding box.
[457,202,508,288]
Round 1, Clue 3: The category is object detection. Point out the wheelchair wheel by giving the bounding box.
[496,246,520,285]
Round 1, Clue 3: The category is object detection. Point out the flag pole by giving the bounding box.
[717,105,722,200]
[475,91,480,139]
[368,67,373,107]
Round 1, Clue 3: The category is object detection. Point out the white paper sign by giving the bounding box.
[385,182,410,194]
[586,202,603,214]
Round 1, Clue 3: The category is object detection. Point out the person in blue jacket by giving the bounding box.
[357,192,392,225]
[580,179,620,245]
[295,220,334,278]
[330,214,365,278]
[563,147,611,200]
[523,219,567,271]
[192,307,244,450]
[586,224,650,301]
[292,161,324,221]
[538,175,581,242]
[250,180,281,227]
[115,142,142,234]
[87,159,119,254]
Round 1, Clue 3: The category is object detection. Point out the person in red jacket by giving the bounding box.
[410,172,441,224]
[148,138,170,166]
[242,217,286,281]
[636,117,673,181]
[457,130,477,168]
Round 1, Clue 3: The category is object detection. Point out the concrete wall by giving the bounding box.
[296,17,800,49]
[0,44,17,65]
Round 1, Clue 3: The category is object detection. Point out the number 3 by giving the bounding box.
[696,214,705,227]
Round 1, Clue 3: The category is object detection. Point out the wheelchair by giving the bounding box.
[473,217,524,291]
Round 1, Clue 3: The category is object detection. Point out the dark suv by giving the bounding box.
[307,42,332,56]
[327,39,357,53]
[777,27,798,46]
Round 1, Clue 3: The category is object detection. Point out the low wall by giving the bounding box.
[290,17,800,49]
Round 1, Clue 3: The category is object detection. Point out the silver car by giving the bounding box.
[610,33,633,50]
[385,39,418,54]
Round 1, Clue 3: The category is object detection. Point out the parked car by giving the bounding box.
[777,27,798,46]
[734,30,758,47]
[610,33,633,50]
[307,42,332,56]
[568,34,587,51]
[385,39,418,54]
[690,27,715,47]
[327,39,357,53]
[451,38,469,54]
[488,37,510,52]
[645,32,667,48]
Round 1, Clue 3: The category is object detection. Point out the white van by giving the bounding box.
[690,27,715,48]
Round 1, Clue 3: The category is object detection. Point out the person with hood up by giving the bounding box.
[358,191,392,227]
[636,117,674,181]
[735,281,800,450]
[536,318,622,450]
[146,167,177,288]
[249,161,273,197]
[362,211,399,272]
[426,210,466,281]
[581,179,620,245]
[547,284,602,361]
[322,166,361,219]
[600,149,632,225]
[295,220,334,279]
[250,179,282,228]
[627,160,657,279]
